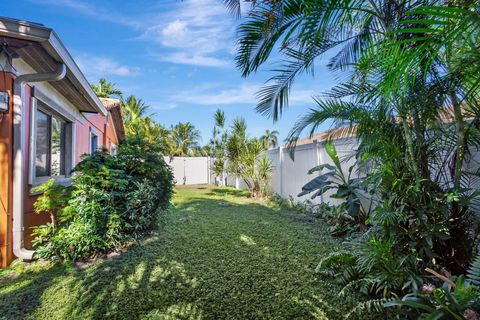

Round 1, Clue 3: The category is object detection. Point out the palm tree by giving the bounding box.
[170,122,201,156]
[214,109,225,128]
[121,95,149,126]
[227,0,480,290]
[260,129,279,149]
[90,78,122,98]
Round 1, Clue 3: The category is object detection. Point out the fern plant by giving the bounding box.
[315,235,422,316]
[385,255,480,319]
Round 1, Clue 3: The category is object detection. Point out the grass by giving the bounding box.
[0,185,365,319]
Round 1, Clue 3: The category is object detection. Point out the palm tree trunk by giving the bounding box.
[412,112,430,181]
[400,117,419,175]
[451,90,465,190]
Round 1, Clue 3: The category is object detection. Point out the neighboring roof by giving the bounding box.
[288,126,358,147]
[99,98,125,142]
[289,105,471,147]
[0,16,107,115]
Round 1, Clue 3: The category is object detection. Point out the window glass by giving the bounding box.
[51,116,65,176]
[35,110,49,177]
[35,109,66,178]
[110,144,117,156]
[90,132,98,153]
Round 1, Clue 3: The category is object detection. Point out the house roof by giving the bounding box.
[288,126,358,147]
[99,98,125,142]
[0,16,107,115]
[288,105,469,147]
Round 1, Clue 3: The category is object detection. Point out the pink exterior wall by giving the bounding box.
[75,113,118,163]
[22,90,121,249]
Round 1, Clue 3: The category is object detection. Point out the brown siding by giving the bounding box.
[22,85,49,249]
[0,72,14,267]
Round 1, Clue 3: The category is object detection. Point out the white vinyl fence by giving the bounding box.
[266,137,480,211]
[164,139,480,212]
[266,137,359,206]
[164,157,214,185]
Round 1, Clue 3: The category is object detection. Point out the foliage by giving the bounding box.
[121,95,174,155]
[228,0,480,316]
[385,255,480,319]
[31,179,72,231]
[208,109,229,184]
[225,117,273,197]
[299,141,371,229]
[170,122,202,156]
[32,140,174,261]
[315,235,423,317]
[89,78,122,98]
[260,129,279,149]
[207,110,273,197]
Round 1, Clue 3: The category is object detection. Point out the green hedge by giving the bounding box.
[32,137,174,261]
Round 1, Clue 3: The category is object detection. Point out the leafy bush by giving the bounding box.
[315,234,423,317]
[32,138,174,261]
[299,141,373,231]
[386,255,480,319]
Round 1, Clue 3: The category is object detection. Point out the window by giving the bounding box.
[90,129,99,154]
[110,143,117,156]
[30,95,74,187]
[34,109,66,178]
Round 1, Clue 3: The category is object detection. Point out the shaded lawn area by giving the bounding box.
[0,185,365,319]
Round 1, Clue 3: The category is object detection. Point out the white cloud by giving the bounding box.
[33,0,235,68]
[141,0,234,67]
[158,53,229,68]
[150,103,178,111]
[75,54,140,79]
[170,84,315,106]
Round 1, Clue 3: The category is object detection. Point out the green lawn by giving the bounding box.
[0,185,363,319]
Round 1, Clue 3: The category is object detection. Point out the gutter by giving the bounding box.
[12,63,67,260]
[0,17,107,116]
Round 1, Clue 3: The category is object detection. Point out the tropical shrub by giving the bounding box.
[117,136,174,235]
[32,139,174,261]
[31,178,72,231]
[208,111,273,198]
[316,234,423,317]
[299,140,372,230]
[386,255,480,319]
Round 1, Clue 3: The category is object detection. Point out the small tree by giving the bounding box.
[31,179,72,231]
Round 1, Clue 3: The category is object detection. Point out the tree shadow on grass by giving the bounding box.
[0,262,71,319]
[64,250,204,319]
[0,196,359,319]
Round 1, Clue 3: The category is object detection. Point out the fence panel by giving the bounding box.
[164,157,211,185]
[268,137,359,205]
[280,144,320,203]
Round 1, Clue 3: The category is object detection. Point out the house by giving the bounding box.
[0,17,125,268]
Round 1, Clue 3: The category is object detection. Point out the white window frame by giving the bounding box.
[89,127,100,154]
[110,143,117,156]
[29,96,74,187]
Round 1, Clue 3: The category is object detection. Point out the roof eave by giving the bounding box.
[47,31,107,115]
[0,17,107,115]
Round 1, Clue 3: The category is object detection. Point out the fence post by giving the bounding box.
[279,146,284,197]
[314,139,324,203]
[183,157,186,185]
[207,156,211,185]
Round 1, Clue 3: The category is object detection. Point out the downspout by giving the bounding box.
[12,63,67,260]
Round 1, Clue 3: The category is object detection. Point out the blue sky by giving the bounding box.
[1,0,337,144]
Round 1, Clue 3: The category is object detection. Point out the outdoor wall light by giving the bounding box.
[0,91,8,113]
